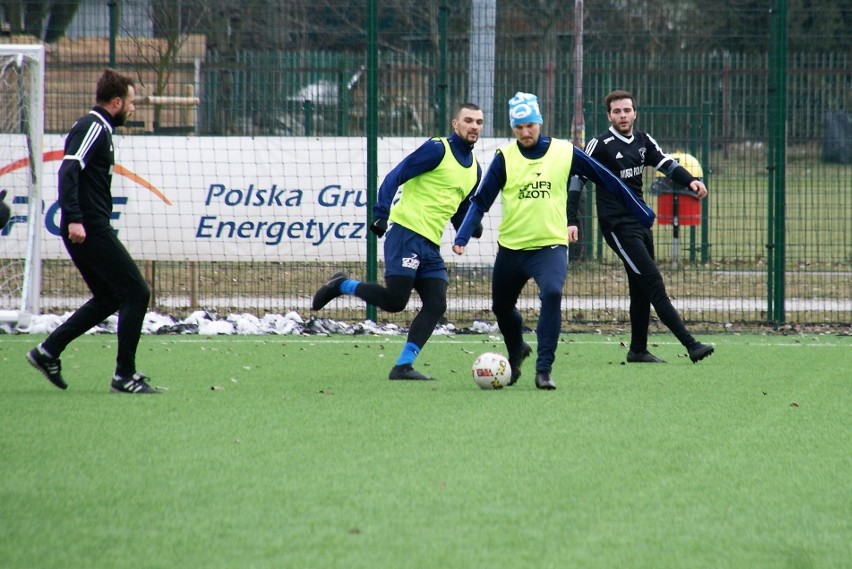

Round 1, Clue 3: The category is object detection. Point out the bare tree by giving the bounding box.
[0,1,80,42]
[123,0,209,130]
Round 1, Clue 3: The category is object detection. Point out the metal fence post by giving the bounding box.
[700,101,712,264]
[365,0,378,323]
[108,1,119,67]
[768,0,788,324]
[302,100,314,136]
[437,2,449,131]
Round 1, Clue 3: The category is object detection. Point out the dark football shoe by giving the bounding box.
[534,372,556,390]
[688,343,715,363]
[508,342,533,386]
[626,350,666,363]
[27,346,67,390]
[311,272,348,311]
[388,365,433,381]
[111,373,162,394]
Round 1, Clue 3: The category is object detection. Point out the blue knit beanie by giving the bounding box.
[508,92,543,127]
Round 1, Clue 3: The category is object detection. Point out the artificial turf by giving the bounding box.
[1,332,850,568]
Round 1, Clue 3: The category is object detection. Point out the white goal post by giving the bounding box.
[0,44,45,328]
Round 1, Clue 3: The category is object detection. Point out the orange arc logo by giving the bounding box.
[0,149,173,206]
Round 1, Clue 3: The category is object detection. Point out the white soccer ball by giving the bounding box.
[472,352,512,390]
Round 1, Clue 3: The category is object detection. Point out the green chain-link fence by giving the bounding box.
[1,0,849,328]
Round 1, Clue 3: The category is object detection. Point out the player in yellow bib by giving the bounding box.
[313,103,484,380]
[454,92,654,390]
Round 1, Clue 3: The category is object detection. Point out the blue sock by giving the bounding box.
[395,342,421,366]
[340,279,360,295]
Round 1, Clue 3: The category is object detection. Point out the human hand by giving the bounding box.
[691,180,708,199]
[370,218,388,237]
[68,222,86,244]
[452,244,465,255]
[567,225,579,243]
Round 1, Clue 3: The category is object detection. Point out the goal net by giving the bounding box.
[0,45,44,328]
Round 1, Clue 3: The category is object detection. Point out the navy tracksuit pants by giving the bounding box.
[491,244,568,374]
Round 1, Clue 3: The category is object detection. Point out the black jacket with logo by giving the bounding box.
[58,106,117,230]
[584,126,695,230]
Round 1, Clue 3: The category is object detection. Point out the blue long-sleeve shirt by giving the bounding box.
[454,136,655,247]
[373,132,482,229]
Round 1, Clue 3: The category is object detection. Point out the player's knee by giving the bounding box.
[491,300,513,317]
[383,290,410,313]
[130,281,151,305]
[384,300,407,313]
[637,273,666,295]
[424,295,447,315]
[539,285,562,307]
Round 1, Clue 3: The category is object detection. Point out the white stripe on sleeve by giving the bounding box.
[68,122,103,170]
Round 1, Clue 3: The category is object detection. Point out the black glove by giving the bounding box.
[0,190,11,230]
[471,223,483,239]
[370,218,388,237]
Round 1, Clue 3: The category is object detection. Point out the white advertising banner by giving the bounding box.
[0,135,510,262]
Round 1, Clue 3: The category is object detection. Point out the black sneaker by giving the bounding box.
[111,373,162,394]
[535,372,556,390]
[388,365,433,381]
[626,350,666,363]
[688,343,715,363]
[311,272,348,311]
[26,346,67,390]
[508,342,533,386]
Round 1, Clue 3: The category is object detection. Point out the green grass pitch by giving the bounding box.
[1,332,850,568]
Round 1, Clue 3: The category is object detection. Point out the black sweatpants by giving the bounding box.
[602,222,696,352]
[355,276,447,349]
[42,226,150,378]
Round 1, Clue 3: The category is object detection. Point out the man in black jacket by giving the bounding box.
[0,190,10,230]
[27,69,160,393]
[573,90,714,364]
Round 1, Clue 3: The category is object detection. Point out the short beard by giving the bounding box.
[114,108,128,127]
[614,123,632,135]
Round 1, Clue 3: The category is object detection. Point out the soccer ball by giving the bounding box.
[472,352,512,390]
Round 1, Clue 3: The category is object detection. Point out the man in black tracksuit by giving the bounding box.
[27,69,160,393]
[0,190,10,230]
[571,89,714,364]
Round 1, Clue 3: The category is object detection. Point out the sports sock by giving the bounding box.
[340,279,360,295]
[38,344,56,359]
[395,342,420,366]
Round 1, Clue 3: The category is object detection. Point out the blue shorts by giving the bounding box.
[383,224,448,282]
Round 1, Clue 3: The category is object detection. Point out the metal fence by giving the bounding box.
[195,50,852,144]
[1,1,850,329]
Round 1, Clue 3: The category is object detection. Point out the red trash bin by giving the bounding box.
[650,152,705,269]
[652,152,704,226]
[657,192,701,226]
